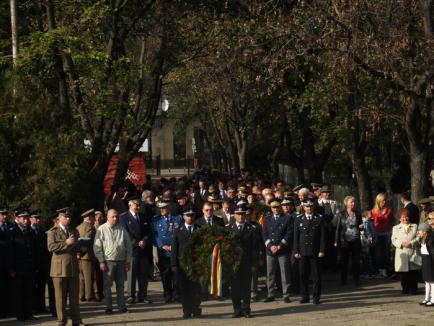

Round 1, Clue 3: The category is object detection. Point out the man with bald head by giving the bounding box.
[94,209,132,314]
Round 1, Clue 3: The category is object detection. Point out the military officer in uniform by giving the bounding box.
[263,200,293,303]
[120,196,153,304]
[29,209,51,313]
[171,209,202,318]
[293,200,326,304]
[47,207,84,326]
[152,201,183,302]
[227,205,259,318]
[0,205,13,319]
[8,207,38,321]
[77,209,97,302]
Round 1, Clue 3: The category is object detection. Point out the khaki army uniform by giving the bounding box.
[76,221,96,301]
[47,225,81,326]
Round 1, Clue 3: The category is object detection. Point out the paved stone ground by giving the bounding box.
[1,275,432,326]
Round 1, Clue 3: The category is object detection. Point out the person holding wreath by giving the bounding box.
[171,209,202,318]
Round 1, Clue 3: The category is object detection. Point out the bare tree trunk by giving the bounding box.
[10,0,18,65]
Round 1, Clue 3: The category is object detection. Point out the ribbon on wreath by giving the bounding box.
[209,242,223,297]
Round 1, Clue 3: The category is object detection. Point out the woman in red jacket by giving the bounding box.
[371,193,394,278]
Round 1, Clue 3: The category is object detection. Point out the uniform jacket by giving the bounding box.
[0,221,13,272]
[195,215,225,227]
[262,213,292,256]
[8,225,37,275]
[391,223,420,272]
[120,210,152,258]
[226,223,259,272]
[47,225,80,277]
[152,214,183,257]
[171,223,200,269]
[293,213,326,257]
[76,221,96,260]
[30,225,51,273]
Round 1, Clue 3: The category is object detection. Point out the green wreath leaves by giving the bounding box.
[179,225,243,286]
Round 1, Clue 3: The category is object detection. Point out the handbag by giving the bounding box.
[409,252,422,266]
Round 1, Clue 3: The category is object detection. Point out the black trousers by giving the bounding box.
[129,254,151,300]
[94,260,104,299]
[300,256,322,301]
[34,269,48,312]
[12,273,34,320]
[158,256,175,300]
[176,270,201,315]
[0,270,12,318]
[340,240,361,283]
[47,277,56,316]
[291,256,300,294]
[231,268,252,314]
[399,270,419,294]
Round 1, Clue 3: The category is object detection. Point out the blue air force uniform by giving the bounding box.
[152,213,183,302]
[262,212,293,300]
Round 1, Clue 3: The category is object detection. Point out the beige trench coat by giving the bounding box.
[391,223,420,272]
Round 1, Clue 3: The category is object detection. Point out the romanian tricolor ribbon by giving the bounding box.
[258,212,265,229]
[210,242,223,297]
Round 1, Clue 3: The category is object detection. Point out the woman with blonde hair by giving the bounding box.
[371,193,394,278]
[335,196,364,286]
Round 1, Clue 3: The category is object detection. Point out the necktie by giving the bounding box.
[238,225,243,233]
[188,225,192,235]
[207,218,211,226]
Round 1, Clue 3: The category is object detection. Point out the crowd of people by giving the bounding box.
[1,172,434,324]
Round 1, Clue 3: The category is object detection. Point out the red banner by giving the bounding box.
[103,155,146,195]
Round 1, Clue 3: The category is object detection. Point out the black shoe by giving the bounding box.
[283,297,291,303]
[192,308,202,318]
[119,307,128,313]
[244,312,252,318]
[299,298,309,304]
[251,295,258,302]
[139,297,153,304]
[105,309,112,315]
[182,311,192,319]
[263,296,275,302]
[80,298,86,302]
[313,299,321,304]
[232,311,242,318]
[164,296,173,303]
[127,297,136,304]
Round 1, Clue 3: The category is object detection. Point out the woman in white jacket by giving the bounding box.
[391,208,421,294]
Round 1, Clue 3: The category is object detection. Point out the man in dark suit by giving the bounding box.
[262,200,293,303]
[120,195,153,304]
[194,179,208,216]
[0,206,13,319]
[171,209,202,318]
[8,208,38,321]
[293,200,326,304]
[227,206,259,318]
[400,192,420,225]
[195,202,225,228]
